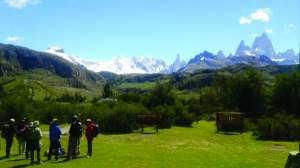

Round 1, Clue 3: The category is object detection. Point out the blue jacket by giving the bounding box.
[49,123,61,143]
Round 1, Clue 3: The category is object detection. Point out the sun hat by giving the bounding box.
[33,121,40,126]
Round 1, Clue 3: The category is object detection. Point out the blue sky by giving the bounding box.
[0,0,299,63]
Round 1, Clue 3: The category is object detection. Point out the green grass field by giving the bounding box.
[117,82,156,90]
[0,121,296,168]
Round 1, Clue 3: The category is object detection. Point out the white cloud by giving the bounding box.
[5,36,22,43]
[4,0,42,9]
[239,17,252,24]
[239,8,272,25]
[265,29,273,34]
[250,8,272,22]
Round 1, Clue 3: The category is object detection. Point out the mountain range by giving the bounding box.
[46,46,186,74]
[181,33,298,72]
[0,33,298,75]
[45,33,298,74]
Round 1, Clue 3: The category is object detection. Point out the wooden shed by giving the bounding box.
[216,112,244,134]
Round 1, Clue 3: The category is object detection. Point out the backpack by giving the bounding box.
[70,122,82,138]
[28,127,41,140]
[1,124,9,139]
[92,124,100,137]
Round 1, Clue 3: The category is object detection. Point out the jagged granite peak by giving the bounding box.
[188,51,217,64]
[273,49,298,65]
[252,33,276,58]
[168,54,187,73]
[217,50,226,58]
[235,40,251,56]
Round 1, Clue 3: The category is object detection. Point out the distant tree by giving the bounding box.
[272,72,300,116]
[147,82,176,107]
[102,83,113,98]
[216,69,267,118]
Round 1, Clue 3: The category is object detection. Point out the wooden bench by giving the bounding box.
[136,114,161,133]
[216,112,244,134]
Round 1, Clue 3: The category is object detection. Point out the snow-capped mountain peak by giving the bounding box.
[45,46,82,65]
[235,40,251,56]
[45,46,169,74]
[168,54,187,73]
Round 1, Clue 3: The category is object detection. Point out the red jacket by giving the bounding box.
[85,123,95,141]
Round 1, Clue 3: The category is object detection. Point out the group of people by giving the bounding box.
[0,115,98,164]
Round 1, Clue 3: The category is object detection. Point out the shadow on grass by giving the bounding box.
[7,158,26,162]
[141,132,158,135]
[55,156,86,163]
[11,164,31,168]
[216,131,242,135]
[0,156,8,160]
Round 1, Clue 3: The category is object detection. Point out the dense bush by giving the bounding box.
[56,92,86,103]
[254,114,299,141]
[215,69,267,118]
[272,72,300,115]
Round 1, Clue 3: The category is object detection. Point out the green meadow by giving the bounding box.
[0,121,296,168]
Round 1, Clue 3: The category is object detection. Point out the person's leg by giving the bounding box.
[67,137,76,159]
[25,140,29,159]
[21,139,25,154]
[37,145,41,163]
[71,138,77,159]
[67,138,72,160]
[76,138,80,155]
[90,140,93,156]
[87,140,92,156]
[54,142,59,160]
[6,138,13,158]
[18,138,21,155]
[48,142,53,160]
[30,149,34,164]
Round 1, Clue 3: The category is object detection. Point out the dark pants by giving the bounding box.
[25,139,29,159]
[87,140,92,156]
[17,137,25,155]
[29,140,40,163]
[5,137,13,157]
[67,137,79,159]
[48,141,61,160]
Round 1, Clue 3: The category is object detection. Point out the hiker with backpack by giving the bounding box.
[1,118,16,158]
[48,118,62,160]
[16,118,27,155]
[85,119,98,157]
[28,121,42,164]
[67,115,82,160]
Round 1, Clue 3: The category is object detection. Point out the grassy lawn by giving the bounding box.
[0,121,296,168]
[117,82,156,90]
[175,90,200,100]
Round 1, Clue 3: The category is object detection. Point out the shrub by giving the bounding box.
[254,114,300,141]
[173,111,194,127]
[153,105,174,128]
